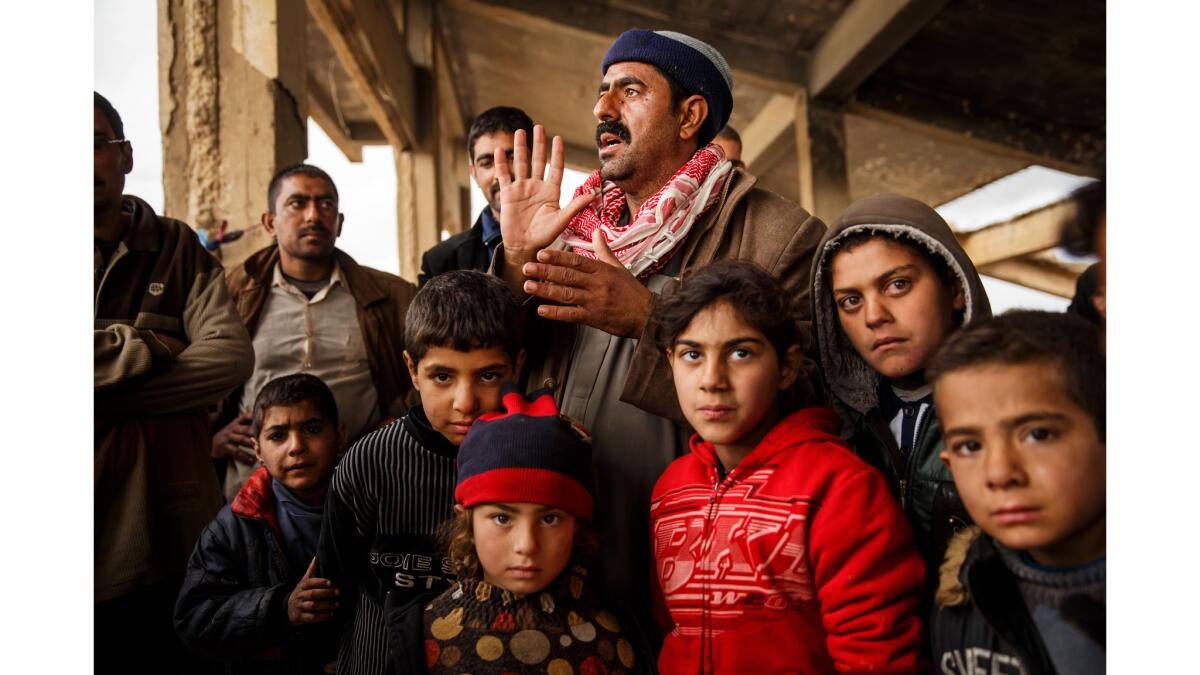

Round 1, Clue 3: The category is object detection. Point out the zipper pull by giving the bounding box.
[899,478,908,508]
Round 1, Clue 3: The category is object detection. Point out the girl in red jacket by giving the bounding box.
[650,260,927,674]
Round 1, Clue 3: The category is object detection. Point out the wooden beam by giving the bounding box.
[741,93,799,176]
[957,198,1079,267]
[809,0,948,100]
[563,142,599,175]
[307,0,418,150]
[979,258,1078,299]
[847,101,1101,178]
[442,0,805,95]
[306,72,363,162]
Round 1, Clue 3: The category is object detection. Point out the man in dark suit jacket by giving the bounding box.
[418,107,534,286]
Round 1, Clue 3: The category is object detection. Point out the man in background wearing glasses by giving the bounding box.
[94,91,253,671]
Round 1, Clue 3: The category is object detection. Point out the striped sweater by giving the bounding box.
[317,406,459,675]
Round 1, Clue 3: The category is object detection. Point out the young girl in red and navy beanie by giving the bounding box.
[385,386,652,674]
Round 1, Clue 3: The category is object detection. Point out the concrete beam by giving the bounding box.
[979,258,1078,299]
[396,149,439,282]
[307,0,419,150]
[443,0,805,94]
[809,0,948,100]
[307,72,363,162]
[741,93,799,176]
[847,102,1102,178]
[957,198,1078,267]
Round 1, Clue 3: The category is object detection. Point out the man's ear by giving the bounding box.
[336,213,345,238]
[253,437,263,463]
[677,95,709,144]
[513,349,527,381]
[336,421,348,452]
[778,344,804,391]
[952,282,966,312]
[938,449,953,470]
[262,212,276,237]
[403,350,419,387]
[120,142,134,175]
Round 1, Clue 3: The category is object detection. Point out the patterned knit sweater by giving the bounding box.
[422,570,643,674]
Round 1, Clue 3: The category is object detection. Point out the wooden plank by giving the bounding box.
[809,0,948,100]
[979,257,1078,299]
[847,101,1100,178]
[741,93,799,176]
[957,199,1078,267]
[306,0,418,149]
[795,95,850,223]
[306,72,363,162]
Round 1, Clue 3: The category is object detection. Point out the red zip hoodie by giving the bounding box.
[650,407,927,674]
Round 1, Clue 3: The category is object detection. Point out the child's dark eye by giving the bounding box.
[541,513,562,526]
[268,432,285,442]
[1025,427,1056,443]
[836,295,861,312]
[304,424,325,434]
[489,513,511,526]
[431,373,451,384]
[679,349,701,362]
[730,348,752,360]
[951,439,982,455]
[479,371,503,383]
[886,278,911,294]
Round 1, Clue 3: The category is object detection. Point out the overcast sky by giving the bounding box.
[95,0,1083,310]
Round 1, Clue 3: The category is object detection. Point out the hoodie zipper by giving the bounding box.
[699,471,726,674]
[904,407,935,508]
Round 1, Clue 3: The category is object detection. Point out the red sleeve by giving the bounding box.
[808,464,928,674]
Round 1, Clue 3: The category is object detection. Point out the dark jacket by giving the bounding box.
[931,528,1061,675]
[224,245,417,423]
[174,466,334,675]
[809,193,992,570]
[95,194,253,602]
[418,209,492,287]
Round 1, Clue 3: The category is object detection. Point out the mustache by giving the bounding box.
[595,120,631,147]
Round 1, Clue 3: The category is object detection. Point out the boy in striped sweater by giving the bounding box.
[315,271,525,675]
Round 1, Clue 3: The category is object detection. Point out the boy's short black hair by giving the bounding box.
[655,260,800,358]
[1058,178,1105,257]
[928,310,1105,441]
[267,163,339,213]
[467,107,534,162]
[251,373,340,437]
[94,92,124,139]
[404,270,522,365]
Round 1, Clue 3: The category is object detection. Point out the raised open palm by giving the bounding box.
[495,125,598,267]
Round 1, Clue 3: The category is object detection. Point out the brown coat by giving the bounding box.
[95,196,254,602]
[224,245,417,423]
[519,167,827,421]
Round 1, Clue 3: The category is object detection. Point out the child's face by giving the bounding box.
[471,502,576,594]
[667,301,800,460]
[830,237,964,384]
[254,400,343,505]
[404,346,524,445]
[936,361,1105,567]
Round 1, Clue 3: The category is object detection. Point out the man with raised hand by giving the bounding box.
[491,30,827,627]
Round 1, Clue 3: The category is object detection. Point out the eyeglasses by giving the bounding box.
[94,137,127,153]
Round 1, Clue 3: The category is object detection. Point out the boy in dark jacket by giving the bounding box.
[810,193,991,573]
[650,261,926,674]
[315,270,525,675]
[175,374,345,674]
[928,311,1105,675]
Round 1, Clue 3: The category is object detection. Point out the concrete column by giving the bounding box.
[795,96,851,224]
[158,0,307,264]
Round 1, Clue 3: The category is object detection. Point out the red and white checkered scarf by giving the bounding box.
[559,144,732,279]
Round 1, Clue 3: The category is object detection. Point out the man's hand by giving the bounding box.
[212,412,257,464]
[495,125,598,270]
[286,559,339,626]
[152,332,188,357]
[521,229,653,338]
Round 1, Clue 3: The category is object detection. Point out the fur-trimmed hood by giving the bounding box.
[809,193,992,415]
[935,526,982,608]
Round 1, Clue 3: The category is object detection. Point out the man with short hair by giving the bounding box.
[216,163,417,500]
[493,30,827,624]
[713,124,744,169]
[417,106,534,286]
[94,91,254,671]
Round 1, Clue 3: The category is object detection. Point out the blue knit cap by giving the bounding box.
[602,29,733,147]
